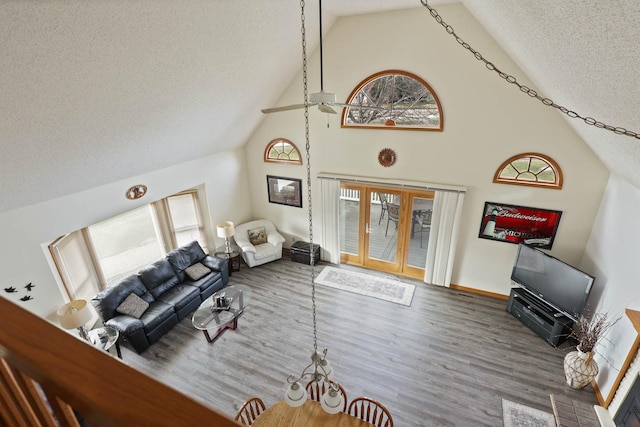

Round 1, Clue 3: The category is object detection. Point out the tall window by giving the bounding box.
[50,188,208,298]
[493,153,563,189]
[165,192,206,248]
[88,205,164,285]
[341,70,443,131]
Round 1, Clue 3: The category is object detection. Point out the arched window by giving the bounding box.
[493,153,563,189]
[264,138,302,164]
[341,70,443,131]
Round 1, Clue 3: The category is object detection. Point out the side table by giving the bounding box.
[215,249,241,276]
[88,326,122,359]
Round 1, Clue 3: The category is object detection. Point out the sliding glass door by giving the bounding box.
[339,182,434,279]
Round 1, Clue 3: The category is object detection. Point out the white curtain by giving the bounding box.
[319,178,340,264]
[424,190,465,287]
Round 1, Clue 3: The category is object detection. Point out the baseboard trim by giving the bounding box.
[450,283,509,300]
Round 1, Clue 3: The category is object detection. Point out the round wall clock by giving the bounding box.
[378,148,397,167]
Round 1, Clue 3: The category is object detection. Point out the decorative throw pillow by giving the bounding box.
[184,262,211,281]
[116,293,149,319]
[248,227,267,246]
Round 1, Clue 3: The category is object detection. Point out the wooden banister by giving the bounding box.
[0,297,241,426]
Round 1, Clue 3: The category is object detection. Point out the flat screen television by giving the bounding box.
[511,243,594,322]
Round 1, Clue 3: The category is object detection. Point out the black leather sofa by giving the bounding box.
[91,241,228,353]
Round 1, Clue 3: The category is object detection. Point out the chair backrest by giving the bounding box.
[305,380,348,412]
[234,397,266,426]
[387,203,400,221]
[347,397,393,427]
[378,193,388,206]
[420,209,433,226]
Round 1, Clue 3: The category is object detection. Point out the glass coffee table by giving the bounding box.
[191,284,252,343]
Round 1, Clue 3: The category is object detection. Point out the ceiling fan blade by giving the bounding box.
[261,103,308,114]
[333,103,388,110]
[317,104,337,114]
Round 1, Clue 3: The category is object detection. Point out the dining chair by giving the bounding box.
[234,396,266,426]
[305,380,348,412]
[377,193,389,225]
[385,203,400,236]
[348,397,394,427]
[417,209,432,248]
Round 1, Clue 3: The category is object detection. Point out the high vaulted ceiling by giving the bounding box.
[2,0,639,213]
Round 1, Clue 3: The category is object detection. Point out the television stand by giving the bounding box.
[506,287,574,347]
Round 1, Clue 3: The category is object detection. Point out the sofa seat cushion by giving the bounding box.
[184,270,218,291]
[140,301,176,333]
[156,284,200,312]
[253,243,280,260]
[139,259,180,299]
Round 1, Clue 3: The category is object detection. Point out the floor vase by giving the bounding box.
[564,347,598,389]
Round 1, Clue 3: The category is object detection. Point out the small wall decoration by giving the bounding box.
[5,282,35,302]
[478,201,562,249]
[378,148,396,167]
[266,175,302,208]
[126,184,147,200]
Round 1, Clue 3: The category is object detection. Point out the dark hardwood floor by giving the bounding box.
[119,258,598,426]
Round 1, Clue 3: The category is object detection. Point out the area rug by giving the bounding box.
[314,266,415,306]
[502,398,555,427]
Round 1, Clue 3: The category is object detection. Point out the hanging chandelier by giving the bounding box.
[282,0,345,415]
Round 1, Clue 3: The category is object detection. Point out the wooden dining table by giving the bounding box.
[251,400,376,427]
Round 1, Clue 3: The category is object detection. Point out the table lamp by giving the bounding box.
[57,299,93,341]
[217,221,235,255]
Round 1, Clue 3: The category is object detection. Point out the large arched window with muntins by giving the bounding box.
[264,138,302,164]
[494,153,563,189]
[341,70,443,131]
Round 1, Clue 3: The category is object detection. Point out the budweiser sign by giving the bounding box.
[478,202,562,249]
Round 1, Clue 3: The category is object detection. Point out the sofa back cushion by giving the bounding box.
[166,240,207,281]
[91,275,153,321]
[139,258,180,299]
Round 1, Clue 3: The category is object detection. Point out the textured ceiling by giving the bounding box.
[1,0,639,213]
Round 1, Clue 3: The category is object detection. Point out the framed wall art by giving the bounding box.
[266,175,302,208]
[478,201,562,249]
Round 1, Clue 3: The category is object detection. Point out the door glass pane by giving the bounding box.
[88,205,163,286]
[368,191,397,263]
[167,193,206,251]
[407,196,434,268]
[339,188,360,255]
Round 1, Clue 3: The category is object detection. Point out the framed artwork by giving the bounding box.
[266,175,302,208]
[478,201,562,249]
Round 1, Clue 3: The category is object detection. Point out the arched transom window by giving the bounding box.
[341,70,443,131]
[264,138,302,164]
[494,153,563,189]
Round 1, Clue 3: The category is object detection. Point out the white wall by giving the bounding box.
[581,173,640,407]
[245,4,609,295]
[0,148,251,322]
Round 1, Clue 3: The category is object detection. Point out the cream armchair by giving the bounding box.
[234,219,286,268]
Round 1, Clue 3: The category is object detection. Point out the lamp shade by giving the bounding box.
[284,382,307,407]
[320,387,344,414]
[57,299,93,330]
[216,221,235,238]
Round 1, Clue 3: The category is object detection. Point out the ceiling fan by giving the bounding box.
[261,0,361,115]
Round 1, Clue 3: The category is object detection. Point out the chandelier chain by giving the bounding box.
[419,0,640,140]
[300,0,318,355]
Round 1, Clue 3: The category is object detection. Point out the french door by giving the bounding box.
[339,183,434,279]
